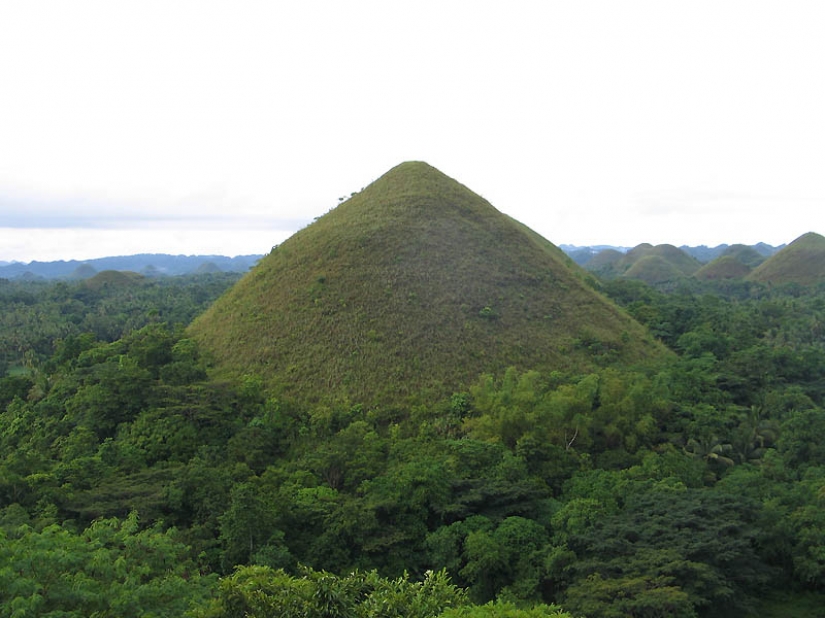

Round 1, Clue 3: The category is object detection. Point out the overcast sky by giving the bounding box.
[2,1,824,262]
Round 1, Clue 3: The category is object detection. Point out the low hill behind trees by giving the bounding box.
[693,255,753,281]
[586,243,701,283]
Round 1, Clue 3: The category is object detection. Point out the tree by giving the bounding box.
[561,486,770,617]
[190,565,467,618]
[219,482,286,570]
[0,512,215,617]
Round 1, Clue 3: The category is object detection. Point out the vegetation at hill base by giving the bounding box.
[2,268,825,615]
[0,272,243,377]
[2,163,825,616]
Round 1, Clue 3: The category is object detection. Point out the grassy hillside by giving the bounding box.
[589,243,700,283]
[626,244,700,276]
[694,255,752,281]
[189,162,668,404]
[585,248,624,274]
[748,232,825,285]
[84,270,146,291]
[623,254,688,284]
[720,244,766,268]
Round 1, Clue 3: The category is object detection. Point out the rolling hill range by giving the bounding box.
[189,161,669,405]
[586,243,701,283]
[720,244,766,268]
[567,242,780,269]
[692,244,768,281]
[748,232,825,285]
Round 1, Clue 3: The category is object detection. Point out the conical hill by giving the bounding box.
[189,162,668,404]
[587,244,700,281]
[585,248,624,275]
[621,244,701,278]
[720,244,765,268]
[84,270,145,291]
[623,255,688,285]
[694,255,752,281]
[748,232,825,285]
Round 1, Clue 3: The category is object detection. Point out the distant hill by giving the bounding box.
[587,243,701,283]
[680,244,730,263]
[0,254,262,280]
[190,161,669,405]
[585,248,625,274]
[720,244,766,268]
[748,232,825,285]
[68,264,98,280]
[84,270,146,291]
[566,243,780,266]
[560,244,632,266]
[753,242,781,257]
[694,255,752,281]
[629,244,700,277]
[565,247,598,266]
[195,261,223,274]
[624,254,691,284]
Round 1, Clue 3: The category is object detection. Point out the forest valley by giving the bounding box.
[1,273,825,617]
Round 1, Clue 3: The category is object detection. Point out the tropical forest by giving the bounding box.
[3,162,825,617]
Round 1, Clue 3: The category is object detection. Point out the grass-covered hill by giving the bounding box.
[748,232,825,285]
[625,244,701,276]
[691,244,764,281]
[584,248,624,273]
[68,263,98,280]
[84,270,146,291]
[693,255,753,281]
[587,243,700,283]
[622,254,684,284]
[721,243,766,268]
[189,162,668,404]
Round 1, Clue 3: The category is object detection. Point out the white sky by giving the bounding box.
[1,0,824,262]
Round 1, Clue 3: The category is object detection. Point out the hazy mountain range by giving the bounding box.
[560,242,783,266]
[0,254,262,280]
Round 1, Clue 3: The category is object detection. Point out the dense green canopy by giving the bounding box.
[3,235,825,616]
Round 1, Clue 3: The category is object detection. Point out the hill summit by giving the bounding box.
[748,232,825,285]
[189,162,667,404]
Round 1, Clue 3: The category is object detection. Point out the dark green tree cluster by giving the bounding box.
[0,273,240,375]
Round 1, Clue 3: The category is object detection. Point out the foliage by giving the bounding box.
[3,248,825,615]
[0,512,216,617]
[190,565,466,618]
[0,273,240,372]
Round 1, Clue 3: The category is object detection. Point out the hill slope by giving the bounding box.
[588,244,700,282]
[748,232,825,285]
[721,244,766,268]
[585,248,625,274]
[624,244,700,277]
[624,254,689,284]
[694,255,752,281]
[189,162,668,404]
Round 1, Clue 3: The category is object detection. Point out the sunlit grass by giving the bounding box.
[189,162,670,405]
[749,231,825,285]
